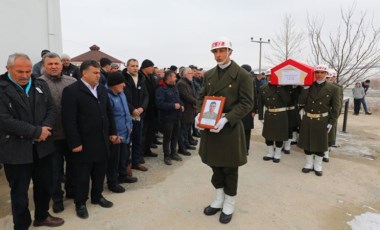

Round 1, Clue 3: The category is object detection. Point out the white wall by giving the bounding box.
[0,0,62,71]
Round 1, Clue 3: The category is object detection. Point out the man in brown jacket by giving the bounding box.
[196,37,253,224]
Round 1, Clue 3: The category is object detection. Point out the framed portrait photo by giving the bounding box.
[198,96,226,129]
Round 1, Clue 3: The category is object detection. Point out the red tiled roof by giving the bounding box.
[71,45,123,63]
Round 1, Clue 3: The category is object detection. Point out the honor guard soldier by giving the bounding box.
[195,37,253,224]
[324,69,343,162]
[298,65,340,176]
[258,72,291,163]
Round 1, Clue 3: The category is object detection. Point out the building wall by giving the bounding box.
[0,0,62,71]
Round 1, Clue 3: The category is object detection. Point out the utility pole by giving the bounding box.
[251,37,270,74]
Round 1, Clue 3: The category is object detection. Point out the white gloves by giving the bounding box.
[195,113,204,130]
[210,117,228,133]
[327,124,332,133]
[303,86,310,89]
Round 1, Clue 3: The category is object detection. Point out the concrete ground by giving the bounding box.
[0,112,379,230]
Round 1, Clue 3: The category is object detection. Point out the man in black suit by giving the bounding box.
[61,60,118,219]
[121,59,149,173]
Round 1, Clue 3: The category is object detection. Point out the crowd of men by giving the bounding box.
[0,37,371,228]
[0,50,206,229]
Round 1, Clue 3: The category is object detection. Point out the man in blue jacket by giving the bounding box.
[156,71,184,165]
[106,72,137,193]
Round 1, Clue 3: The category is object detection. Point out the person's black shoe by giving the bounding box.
[323,157,329,163]
[189,140,198,146]
[365,112,372,115]
[263,156,273,161]
[150,143,158,148]
[91,197,113,208]
[302,168,313,173]
[153,139,162,145]
[315,171,323,176]
[108,184,125,193]
[291,141,298,145]
[178,150,191,156]
[203,205,221,216]
[164,157,172,165]
[119,176,138,183]
[52,201,64,213]
[193,131,201,138]
[273,158,280,163]
[144,152,158,157]
[76,205,89,219]
[65,193,75,199]
[283,149,290,154]
[186,145,196,150]
[170,153,183,161]
[219,212,233,224]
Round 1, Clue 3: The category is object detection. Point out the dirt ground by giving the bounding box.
[0,110,379,230]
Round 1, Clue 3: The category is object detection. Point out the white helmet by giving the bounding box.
[329,69,337,77]
[265,68,271,76]
[210,36,233,52]
[314,64,328,72]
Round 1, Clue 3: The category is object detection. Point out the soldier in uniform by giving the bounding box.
[258,75,291,163]
[298,65,340,176]
[195,37,253,224]
[323,70,343,162]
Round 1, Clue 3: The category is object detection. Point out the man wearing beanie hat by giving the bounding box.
[105,72,137,194]
[140,59,154,69]
[139,59,159,159]
[33,49,50,77]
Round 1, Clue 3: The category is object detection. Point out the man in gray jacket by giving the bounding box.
[40,52,77,213]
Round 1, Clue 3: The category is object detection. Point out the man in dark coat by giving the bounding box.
[0,53,64,229]
[196,37,253,224]
[61,60,118,219]
[177,67,198,155]
[121,59,149,173]
[156,71,184,165]
[240,64,257,155]
[140,59,159,158]
[298,65,340,176]
[61,54,81,80]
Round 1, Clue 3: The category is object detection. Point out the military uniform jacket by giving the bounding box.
[297,81,340,152]
[197,61,253,167]
[328,82,343,143]
[258,84,291,141]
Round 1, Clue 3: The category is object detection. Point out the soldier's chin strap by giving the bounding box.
[217,49,232,68]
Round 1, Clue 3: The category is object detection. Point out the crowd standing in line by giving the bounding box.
[0,36,369,228]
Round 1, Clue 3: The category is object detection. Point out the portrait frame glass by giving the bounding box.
[198,96,226,129]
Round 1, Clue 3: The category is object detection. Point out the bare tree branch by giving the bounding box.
[307,3,380,88]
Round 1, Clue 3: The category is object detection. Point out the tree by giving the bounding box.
[266,14,305,65]
[307,4,380,88]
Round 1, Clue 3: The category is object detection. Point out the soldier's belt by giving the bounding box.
[306,112,329,118]
[286,106,296,111]
[267,107,287,112]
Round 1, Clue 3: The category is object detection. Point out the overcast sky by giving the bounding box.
[60,0,379,70]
